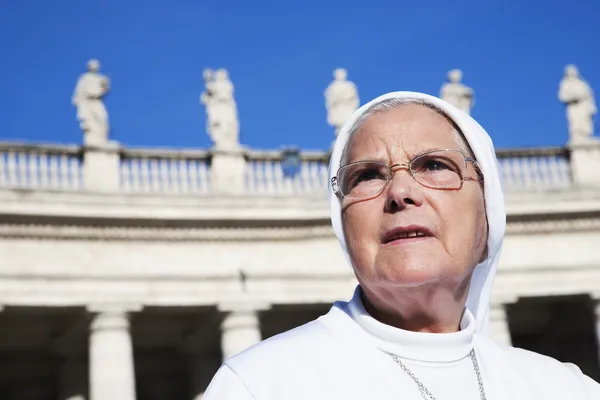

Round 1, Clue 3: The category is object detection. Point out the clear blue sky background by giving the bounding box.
[1,0,598,151]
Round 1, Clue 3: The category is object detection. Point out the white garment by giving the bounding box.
[204,91,600,398]
[203,288,600,399]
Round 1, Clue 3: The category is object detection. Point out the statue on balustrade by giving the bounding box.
[325,68,360,136]
[201,68,240,151]
[440,69,474,115]
[72,59,110,146]
[558,64,597,143]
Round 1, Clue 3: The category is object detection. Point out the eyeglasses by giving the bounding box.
[331,149,480,201]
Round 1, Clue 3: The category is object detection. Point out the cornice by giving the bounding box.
[0,216,598,241]
[505,216,600,234]
[0,223,336,241]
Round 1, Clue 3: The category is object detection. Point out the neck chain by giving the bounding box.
[389,349,487,400]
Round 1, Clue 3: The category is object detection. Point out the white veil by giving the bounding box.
[328,91,506,334]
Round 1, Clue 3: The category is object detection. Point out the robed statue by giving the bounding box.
[72,59,110,146]
[558,64,597,143]
[440,69,474,115]
[325,68,359,136]
[201,68,240,150]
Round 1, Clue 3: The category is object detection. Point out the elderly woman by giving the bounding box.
[204,92,600,399]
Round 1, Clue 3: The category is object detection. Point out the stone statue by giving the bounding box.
[325,68,359,136]
[200,68,240,150]
[440,69,474,115]
[72,59,110,146]
[558,64,597,143]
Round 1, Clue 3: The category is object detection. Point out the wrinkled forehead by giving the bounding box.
[341,102,460,164]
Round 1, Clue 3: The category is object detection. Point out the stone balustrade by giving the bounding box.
[245,149,329,195]
[120,147,212,194]
[1,141,599,195]
[496,147,572,191]
[0,142,82,190]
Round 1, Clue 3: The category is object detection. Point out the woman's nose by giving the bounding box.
[384,168,424,211]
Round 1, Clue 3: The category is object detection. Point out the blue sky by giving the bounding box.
[1,0,598,151]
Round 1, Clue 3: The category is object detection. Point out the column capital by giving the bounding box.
[219,306,263,360]
[87,304,142,332]
[87,303,143,314]
[90,311,129,332]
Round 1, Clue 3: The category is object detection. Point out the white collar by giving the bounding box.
[346,286,475,363]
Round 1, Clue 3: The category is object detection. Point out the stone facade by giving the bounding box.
[0,139,599,399]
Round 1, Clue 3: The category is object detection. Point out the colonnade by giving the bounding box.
[39,299,600,399]
[84,305,263,400]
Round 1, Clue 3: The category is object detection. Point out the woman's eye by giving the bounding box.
[357,169,384,181]
[423,159,450,171]
[347,168,384,188]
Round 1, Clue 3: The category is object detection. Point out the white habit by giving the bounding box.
[204,91,600,399]
[204,288,599,399]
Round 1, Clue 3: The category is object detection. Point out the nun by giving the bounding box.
[203,92,600,399]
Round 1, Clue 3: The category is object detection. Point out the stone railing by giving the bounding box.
[245,150,329,195]
[496,147,572,191]
[0,142,82,190]
[0,141,598,195]
[120,148,211,194]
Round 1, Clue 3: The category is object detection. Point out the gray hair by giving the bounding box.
[341,98,476,166]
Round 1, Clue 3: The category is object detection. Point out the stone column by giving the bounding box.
[210,149,246,194]
[488,304,512,346]
[83,141,121,192]
[218,303,270,360]
[569,141,600,187]
[88,306,140,400]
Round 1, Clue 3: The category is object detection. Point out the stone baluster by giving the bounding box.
[18,151,28,187]
[177,159,187,193]
[140,156,150,191]
[7,151,17,186]
[218,302,270,360]
[264,159,276,193]
[199,159,210,193]
[503,158,515,190]
[150,158,160,192]
[88,305,141,400]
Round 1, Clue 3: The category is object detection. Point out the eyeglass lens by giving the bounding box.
[338,150,467,199]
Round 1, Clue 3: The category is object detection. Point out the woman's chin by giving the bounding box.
[372,261,447,288]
